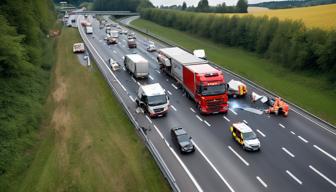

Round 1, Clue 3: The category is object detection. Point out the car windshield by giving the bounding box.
[147,95,167,106]
[242,132,257,140]
[199,83,226,96]
[177,134,190,143]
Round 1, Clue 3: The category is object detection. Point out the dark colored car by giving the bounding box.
[171,127,195,153]
[106,37,117,45]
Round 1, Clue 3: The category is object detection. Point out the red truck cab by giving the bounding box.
[184,64,228,114]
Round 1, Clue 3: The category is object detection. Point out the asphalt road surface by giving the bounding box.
[75,15,336,192]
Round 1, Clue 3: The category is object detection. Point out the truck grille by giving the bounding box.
[154,108,164,113]
[206,100,224,111]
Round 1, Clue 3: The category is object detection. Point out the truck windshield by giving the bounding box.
[242,132,257,140]
[199,83,226,96]
[147,95,167,106]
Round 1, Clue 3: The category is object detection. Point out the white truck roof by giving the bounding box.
[232,122,253,133]
[126,54,147,63]
[228,80,245,91]
[160,47,207,65]
[141,83,165,96]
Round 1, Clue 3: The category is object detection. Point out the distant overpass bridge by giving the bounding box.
[71,11,139,16]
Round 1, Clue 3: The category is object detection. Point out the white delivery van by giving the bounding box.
[85,26,93,34]
[110,30,119,38]
[124,54,149,78]
[136,83,170,117]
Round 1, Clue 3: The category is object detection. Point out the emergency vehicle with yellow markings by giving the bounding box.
[230,122,261,151]
[228,79,247,98]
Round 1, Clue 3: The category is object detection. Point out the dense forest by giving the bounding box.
[140,9,336,83]
[93,0,154,12]
[0,0,56,188]
[250,0,336,9]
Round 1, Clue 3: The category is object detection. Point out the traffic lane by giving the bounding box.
[100,23,304,191]
[94,19,336,190]
[232,110,335,191]
[80,18,200,192]
[86,25,235,192]
[121,16,336,136]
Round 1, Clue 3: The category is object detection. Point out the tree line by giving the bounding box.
[140,8,336,83]
[93,0,153,12]
[160,0,248,13]
[0,0,55,187]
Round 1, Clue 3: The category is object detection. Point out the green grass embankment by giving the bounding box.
[13,28,170,192]
[131,19,336,125]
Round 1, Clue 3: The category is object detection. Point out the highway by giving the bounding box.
[76,14,336,192]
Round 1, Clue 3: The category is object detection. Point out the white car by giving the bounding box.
[147,44,156,52]
[146,41,156,52]
[108,58,120,71]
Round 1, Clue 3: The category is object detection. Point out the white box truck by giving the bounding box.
[136,83,170,117]
[124,54,149,78]
[85,26,93,34]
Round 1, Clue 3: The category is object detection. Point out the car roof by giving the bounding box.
[232,122,253,133]
[172,127,187,135]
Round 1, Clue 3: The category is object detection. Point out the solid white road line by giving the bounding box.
[291,131,296,135]
[131,77,136,83]
[192,141,235,192]
[145,115,152,124]
[298,136,309,143]
[204,120,211,127]
[171,83,178,90]
[79,24,127,92]
[167,90,172,95]
[256,176,268,188]
[153,124,164,139]
[196,115,203,122]
[282,147,295,158]
[279,123,286,128]
[128,95,135,102]
[149,75,154,80]
[190,108,196,113]
[309,165,336,188]
[137,81,140,86]
[171,105,177,111]
[256,129,266,138]
[167,144,204,192]
[223,116,230,122]
[229,109,237,115]
[228,146,249,166]
[313,145,336,162]
[286,170,303,185]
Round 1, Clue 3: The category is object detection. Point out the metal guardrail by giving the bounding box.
[117,19,336,129]
[77,20,180,192]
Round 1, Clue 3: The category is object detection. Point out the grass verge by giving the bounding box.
[131,18,336,125]
[12,27,170,192]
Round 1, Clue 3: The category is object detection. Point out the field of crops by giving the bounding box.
[230,4,336,29]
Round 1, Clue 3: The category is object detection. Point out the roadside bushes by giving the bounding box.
[0,0,55,185]
[140,9,336,82]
